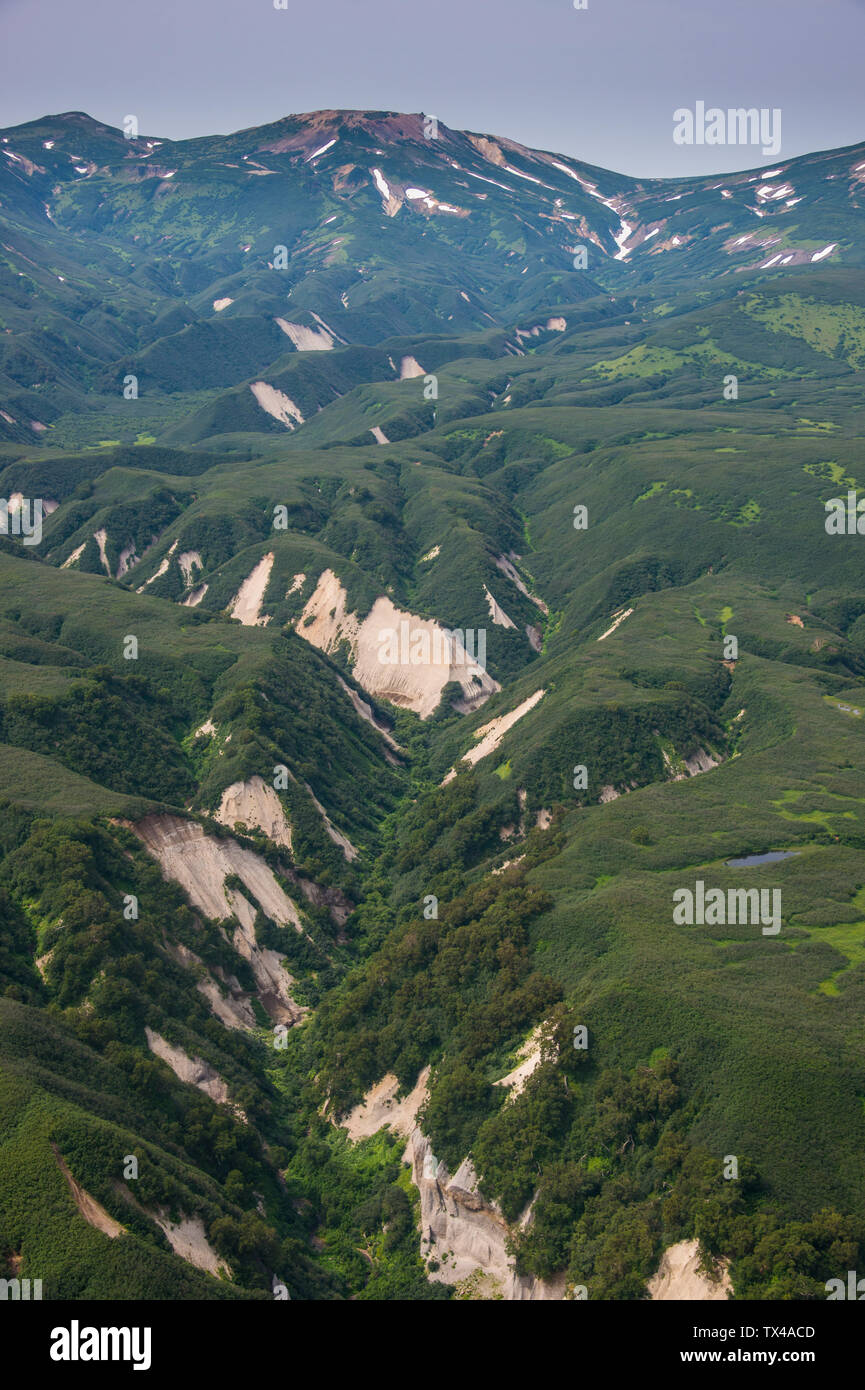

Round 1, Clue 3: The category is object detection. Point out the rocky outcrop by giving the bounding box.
[647,1240,732,1300]
[131,814,305,1025]
[227,552,274,625]
[662,747,720,781]
[341,1062,567,1299]
[304,783,359,862]
[144,1027,235,1108]
[216,776,293,850]
[132,814,303,929]
[164,940,256,1030]
[52,1144,126,1240]
[493,1024,548,1099]
[297,569,499,719]
[404,1130,566,1300]
[152,1213,230,1279]
[339,1067,430,1142]
[336,676,403,764]
[442,690,546,783]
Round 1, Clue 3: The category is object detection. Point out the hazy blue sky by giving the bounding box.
[1,0,863,175]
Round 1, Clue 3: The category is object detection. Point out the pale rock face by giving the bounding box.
[295,567,360,652]
[597,607,633,641]
[165,940,256,1030]
[647,1240,732,1300]
[93,527,110,575]
[353,596,498,720]
[152,1214,230,1278]
[683,747,719,776]
[399,354,425,379]
[116,543,138,578]
[227,552,274,626]
[304,783,358,862]
[493,1024,548,1098]
[216,776,293,850]
[198,976,256,1030]
[130,814,305,1025]
[178,550,202,587]
[663,747,720,781]
[336,676,403,761]
[229,898,306,1026]
[483,585,516,629]
[137,540,177,590]
[442,690,546,782]
[61,542,86,569]
[249,381,305,428]
[144,1027,233,1106]
[297,570,499,720]
[182,584,208,607]
[339,1067,431,1142]
[403,1130,566,1300]
[275,317,333,350]
[495,554,549,615]
[132,813,302,929]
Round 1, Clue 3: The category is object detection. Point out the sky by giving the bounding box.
[0,0,863,176]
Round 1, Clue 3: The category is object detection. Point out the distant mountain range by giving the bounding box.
[0,108,862,442]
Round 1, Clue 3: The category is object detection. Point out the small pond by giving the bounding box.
[725,851,800,868]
